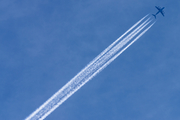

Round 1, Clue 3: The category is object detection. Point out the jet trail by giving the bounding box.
[25,15,155,120]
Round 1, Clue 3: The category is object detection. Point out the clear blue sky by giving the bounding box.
[0,0,180,120]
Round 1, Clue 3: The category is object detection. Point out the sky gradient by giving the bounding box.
[0,0,180,120]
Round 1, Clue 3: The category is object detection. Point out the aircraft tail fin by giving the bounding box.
[152,14,156,19]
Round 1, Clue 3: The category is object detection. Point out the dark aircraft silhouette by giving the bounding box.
[152,6,165,19]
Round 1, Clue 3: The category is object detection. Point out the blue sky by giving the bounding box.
[1,0,180,120]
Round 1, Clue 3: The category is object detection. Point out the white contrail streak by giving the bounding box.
[25,15,155,120]
[93,18,151,68]
[94,21,156,76]
[87,14,149,67]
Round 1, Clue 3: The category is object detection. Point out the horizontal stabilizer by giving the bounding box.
[152,14,156,19]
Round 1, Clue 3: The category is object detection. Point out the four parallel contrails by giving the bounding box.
[25,15,155,120]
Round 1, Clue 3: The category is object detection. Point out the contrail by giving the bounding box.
[93,18,151,69]
[25,15,155,120]
[95,21,156,76]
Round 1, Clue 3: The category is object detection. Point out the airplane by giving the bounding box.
[152,6,165,19]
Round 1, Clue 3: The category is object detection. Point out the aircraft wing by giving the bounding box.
[160,11,165,16]
[155,6,161,11]
[155,6,165,16]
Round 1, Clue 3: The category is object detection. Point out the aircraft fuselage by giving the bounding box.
[155,7,164,15]
[152,6,165,19]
